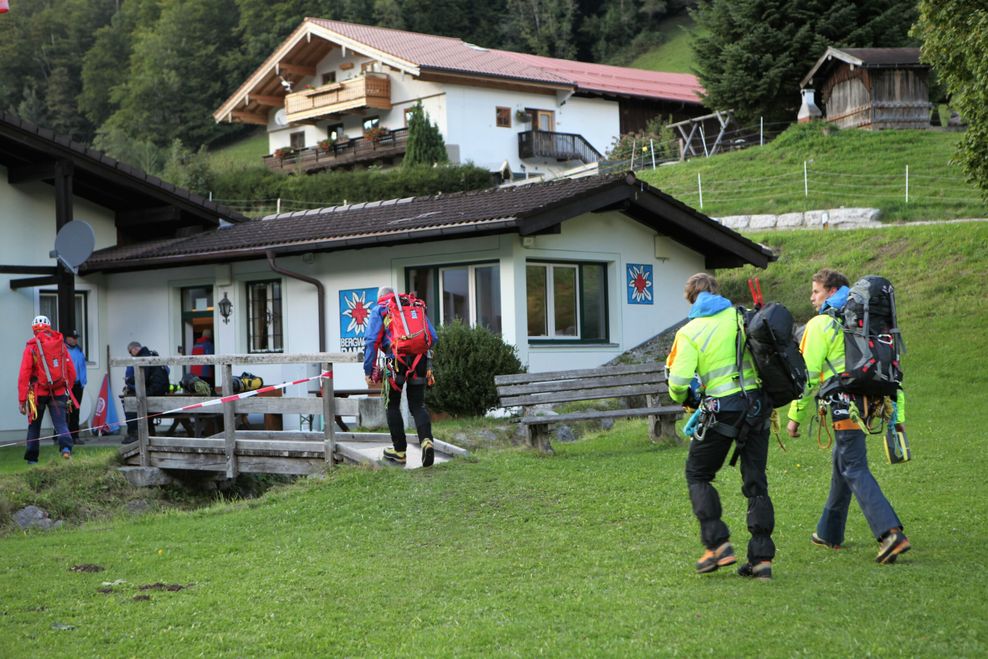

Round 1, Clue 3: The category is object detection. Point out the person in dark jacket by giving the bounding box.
[363,287,439,467]
[65,329,87,445]
[122,341,169,442]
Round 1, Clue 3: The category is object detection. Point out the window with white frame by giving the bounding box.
[246,280,283,353]
[526,262,607,342]
[406,263,501,334]
[39,290,89,354]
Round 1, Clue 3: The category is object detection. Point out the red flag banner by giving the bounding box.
[90,373,110,434]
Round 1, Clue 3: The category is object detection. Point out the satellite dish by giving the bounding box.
[274,109,288,127]
[50,220,95,274]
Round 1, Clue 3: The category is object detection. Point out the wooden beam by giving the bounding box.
[0,265,58,274]
[231,110,268,126]
[10,275,58,290]
[116,206,182,228]
[249,94,284,107]
[7,160,57,183]
[277,62,317,76]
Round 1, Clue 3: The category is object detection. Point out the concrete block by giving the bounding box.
[749,214,778,230]
[776,212,805,228]
[357,393,412,429]
[118,466,174,487]
[718,215,749,230]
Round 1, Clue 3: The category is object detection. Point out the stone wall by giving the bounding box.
[716,208,882,231]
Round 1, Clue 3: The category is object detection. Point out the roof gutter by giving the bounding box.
[266,250,326,352]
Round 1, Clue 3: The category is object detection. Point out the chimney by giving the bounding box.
[798,89,823,123]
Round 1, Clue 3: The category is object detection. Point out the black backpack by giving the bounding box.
[823,275,904,397]
[738,302,809,408]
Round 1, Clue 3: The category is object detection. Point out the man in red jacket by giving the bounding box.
[18,315,76,463]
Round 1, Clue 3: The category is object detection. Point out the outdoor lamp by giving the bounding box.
[218,292,233,324]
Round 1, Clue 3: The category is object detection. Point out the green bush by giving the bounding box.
[426,321,524,417]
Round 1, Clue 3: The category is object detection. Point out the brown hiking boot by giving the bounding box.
[877,530,911,564]
[696,542,737,574]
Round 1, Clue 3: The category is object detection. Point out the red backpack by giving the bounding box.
[32,329,74,400]
[383,293,432,357]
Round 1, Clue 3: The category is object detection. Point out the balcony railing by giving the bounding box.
[518,130,602,164]
[263,127,409,174]
[284,73,392,123]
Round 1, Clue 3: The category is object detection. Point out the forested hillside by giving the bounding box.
[0,0,694,158]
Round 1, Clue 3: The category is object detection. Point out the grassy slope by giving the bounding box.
[2,223,988,655]
[627,13,702,73]
[638,122,986,221]
[207,128,269,169]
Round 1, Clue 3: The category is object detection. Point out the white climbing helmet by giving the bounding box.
[32,315,51,331]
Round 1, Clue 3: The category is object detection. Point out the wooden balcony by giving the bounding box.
[518,130,602,164]
[284,73,392,123]
[263,127,409,174]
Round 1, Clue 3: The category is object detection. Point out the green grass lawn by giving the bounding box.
[627,13,702,74]
[2,223,987,655]
[638,123,987,222]
[208,128,270,169]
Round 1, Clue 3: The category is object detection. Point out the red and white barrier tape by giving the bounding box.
[0,371,333,450]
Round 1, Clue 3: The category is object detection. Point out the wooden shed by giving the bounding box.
[800,47,932,130]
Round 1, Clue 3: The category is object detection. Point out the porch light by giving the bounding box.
[218,292,233,324]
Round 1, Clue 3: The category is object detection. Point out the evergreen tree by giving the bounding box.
[403,103,449,167]
[914,1,988,201]
[691,0,918,124]
[502,0,578,59]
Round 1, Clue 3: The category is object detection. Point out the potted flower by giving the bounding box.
[273,147,293,160]
[317,139,332,153]
[363,126,388,144]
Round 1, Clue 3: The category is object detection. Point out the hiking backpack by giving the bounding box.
[33,330,71,391]
[738,303,809,408]
[383,293,432,357]
[229,371,264,394]
[824,275,904,397]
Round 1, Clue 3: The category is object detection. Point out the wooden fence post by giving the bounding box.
[322,362,336,466]
[222,363,238,479]
[135,365,149,467]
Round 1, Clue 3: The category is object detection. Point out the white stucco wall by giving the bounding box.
[509,211,701,372]
[0,167,118,431]
[444,85,619,173]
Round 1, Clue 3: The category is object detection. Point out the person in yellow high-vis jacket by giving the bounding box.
[666,273,775,580]
[786,268,910,564]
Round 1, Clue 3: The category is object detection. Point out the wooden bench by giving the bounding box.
[494,362,683,453]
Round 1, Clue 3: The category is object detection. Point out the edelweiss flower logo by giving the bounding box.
[342,290,375,335]
[627,264,653,304]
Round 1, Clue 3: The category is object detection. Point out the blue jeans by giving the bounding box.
[817,426,901,544]
[24,395,74,462]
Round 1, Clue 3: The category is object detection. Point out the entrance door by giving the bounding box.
[533,109,555,132]
[180,286,215,382]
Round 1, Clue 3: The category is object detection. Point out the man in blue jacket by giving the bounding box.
[364,287,439,467]
[65,329,88,445]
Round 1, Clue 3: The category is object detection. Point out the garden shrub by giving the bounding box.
[426,321,524,417]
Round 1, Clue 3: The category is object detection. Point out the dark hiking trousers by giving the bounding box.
[685,403,776,564]
[386,355,432,452]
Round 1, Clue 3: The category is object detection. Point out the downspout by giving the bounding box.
[266,251,325,352]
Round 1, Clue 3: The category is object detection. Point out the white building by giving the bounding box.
[214,18,705,179]
[1,113,771,434]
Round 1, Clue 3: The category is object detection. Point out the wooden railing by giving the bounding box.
[263,127,409,174]
[284,73,392,123]
[518,130,602,164]
[113,352,358,478]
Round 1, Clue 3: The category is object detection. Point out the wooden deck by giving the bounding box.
[112,352,465,482]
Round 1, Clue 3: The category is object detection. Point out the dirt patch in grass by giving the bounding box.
[69,564,104,573]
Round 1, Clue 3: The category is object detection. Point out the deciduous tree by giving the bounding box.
[914,1,988,201]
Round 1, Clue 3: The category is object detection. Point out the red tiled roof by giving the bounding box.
[497,51,703,103]
[307,18,702,104]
